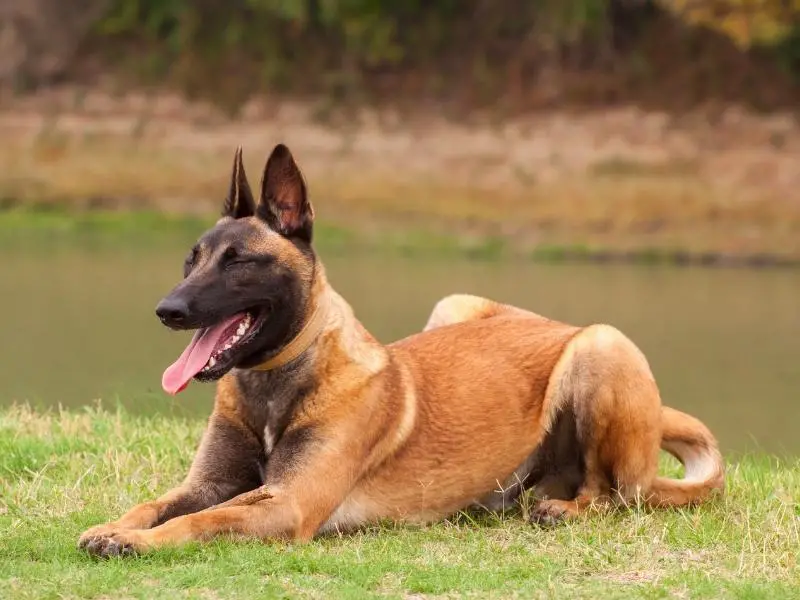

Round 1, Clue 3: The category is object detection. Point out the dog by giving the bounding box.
[78,144,725,557]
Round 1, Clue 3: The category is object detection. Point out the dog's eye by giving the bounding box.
[222,246,251,270]
[183,247,198,276]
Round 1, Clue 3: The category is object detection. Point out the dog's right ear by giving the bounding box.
[221,146,256,219]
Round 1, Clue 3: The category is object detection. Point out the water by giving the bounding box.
[2,241,798,456]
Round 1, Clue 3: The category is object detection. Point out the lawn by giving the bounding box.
[1,404,798,599]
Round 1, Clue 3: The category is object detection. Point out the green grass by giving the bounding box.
[1,404,798,599]
[3,206,799,268]
[0,205,512,260]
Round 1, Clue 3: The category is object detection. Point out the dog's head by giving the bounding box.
[156,144,318,394]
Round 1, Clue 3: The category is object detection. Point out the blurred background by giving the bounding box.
[0,0,798,455]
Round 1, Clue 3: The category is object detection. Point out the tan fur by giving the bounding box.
[78,157,725,558]
[420,294,725,516]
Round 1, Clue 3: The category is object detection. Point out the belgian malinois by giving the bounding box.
[78,144,725,557]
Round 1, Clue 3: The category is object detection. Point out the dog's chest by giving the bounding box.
[233,367,313,457]
[262,422,278,455]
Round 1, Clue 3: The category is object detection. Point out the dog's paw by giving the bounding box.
[81,533,137,558]
[78,523,121,546]
[78,527,146,558]
[529,500,569,528]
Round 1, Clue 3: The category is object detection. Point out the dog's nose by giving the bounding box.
[155,297,190,327]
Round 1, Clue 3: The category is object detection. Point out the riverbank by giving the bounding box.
[4,204,800,269]
[2,89,800,266]
[0,403,797,599]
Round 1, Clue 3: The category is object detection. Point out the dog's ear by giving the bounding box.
[221,146,256,219]
[257,143,314,242]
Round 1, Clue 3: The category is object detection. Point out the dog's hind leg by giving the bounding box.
[529,325,662,526]
[78,410,264,549]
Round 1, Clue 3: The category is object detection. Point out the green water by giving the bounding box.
[2,238,798,456]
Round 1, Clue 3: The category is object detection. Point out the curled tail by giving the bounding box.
[647,406,725,508]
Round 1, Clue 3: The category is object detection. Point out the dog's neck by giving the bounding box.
[249,294,330,372]
[230,266,334,436]
[231,261,387,438]
[246,261,385,377]
[246,261,336,374]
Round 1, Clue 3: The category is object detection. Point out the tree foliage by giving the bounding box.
[87,0,800,111]
[663,0,800,48]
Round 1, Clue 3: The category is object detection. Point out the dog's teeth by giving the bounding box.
[208,357,216,367]
[237,323,247,335]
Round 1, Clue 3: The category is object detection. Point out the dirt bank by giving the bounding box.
[2,86,799,262]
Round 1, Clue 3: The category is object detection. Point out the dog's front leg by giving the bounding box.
[81,422,362,557]
[81,489,303,557]
[78,411,264,548]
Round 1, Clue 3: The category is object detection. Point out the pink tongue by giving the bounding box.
[161,314,246,395]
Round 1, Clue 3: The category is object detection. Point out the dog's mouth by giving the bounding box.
[161,308,267,395]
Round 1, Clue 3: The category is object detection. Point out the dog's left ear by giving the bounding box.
[257,143,314,242]
[222,146,256,219]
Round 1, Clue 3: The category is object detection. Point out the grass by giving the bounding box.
[3,206,799,269]
[1,404,798,599]
[0,206,516,262]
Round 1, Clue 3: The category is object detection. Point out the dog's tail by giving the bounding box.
[647,406,725,508]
